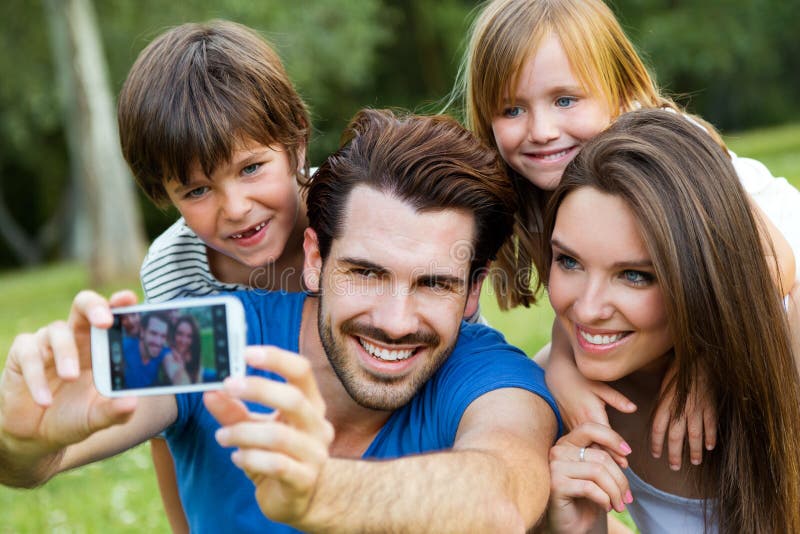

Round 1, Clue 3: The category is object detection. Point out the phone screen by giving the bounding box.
[107,304,233,391]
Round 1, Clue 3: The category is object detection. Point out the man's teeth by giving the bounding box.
[359,339,414,361]
[231,221,266,239]
[537,149,569,161]
[580,331,626,345]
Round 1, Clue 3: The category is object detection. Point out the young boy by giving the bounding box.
[117,20,312,532]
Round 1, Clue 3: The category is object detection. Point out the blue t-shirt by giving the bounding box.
[122,336,168,388]
[166,291,561,533]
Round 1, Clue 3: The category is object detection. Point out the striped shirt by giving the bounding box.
[140,218,247,303]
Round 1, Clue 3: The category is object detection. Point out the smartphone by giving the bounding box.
[91,295,246,397]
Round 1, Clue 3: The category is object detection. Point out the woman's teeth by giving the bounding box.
[537,149,570,161]
[359,338,414,361]
[580,331,626,345]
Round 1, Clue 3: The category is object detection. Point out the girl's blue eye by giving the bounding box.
[623,270,654,286]
[242,163,260,175]
[555,96,576,108]
[503,106,524,118]
[555,254,579,270]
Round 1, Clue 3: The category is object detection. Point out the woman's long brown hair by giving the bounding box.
[541,109,800,533]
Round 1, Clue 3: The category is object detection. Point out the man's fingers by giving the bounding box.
[216,420,329,465]
[245,347,326,412]
[45,322,81,380]
[223,376,332,442]
[13,332,52,406]
[203,390,251,426]
[231,448,317,492]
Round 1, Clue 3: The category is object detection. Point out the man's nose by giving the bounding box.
[371,290,421,341]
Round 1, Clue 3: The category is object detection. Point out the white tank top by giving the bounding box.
[624,468,717,533]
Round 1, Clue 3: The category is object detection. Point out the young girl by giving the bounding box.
[458,0,799,469]
[542,108,800,533]
[117,21,312,533]
[161,315,203,385]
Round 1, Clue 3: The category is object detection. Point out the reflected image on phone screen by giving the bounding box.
[109,304,231,391]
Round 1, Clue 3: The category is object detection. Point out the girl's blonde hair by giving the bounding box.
[456,0,723,308]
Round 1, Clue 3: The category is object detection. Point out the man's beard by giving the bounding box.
[317,304,456,411]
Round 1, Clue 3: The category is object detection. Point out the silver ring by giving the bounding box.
[579,447,587,462]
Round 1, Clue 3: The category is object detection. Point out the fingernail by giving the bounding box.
[231,450,242,466]
[62,359,79,378]
[670,463,680,471]
[652,450,661,459]
[691,457,701,466]
[224,377,246,394]
[88,307,110,324]
[624,490,633,504]
[215,428,229,445]
[620,441,632,454]
[706,442,715,451]
[35,388,52,406]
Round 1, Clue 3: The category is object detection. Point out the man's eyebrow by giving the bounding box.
[338,257,390,275]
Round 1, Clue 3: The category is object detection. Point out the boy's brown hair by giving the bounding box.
[118,20,310,206]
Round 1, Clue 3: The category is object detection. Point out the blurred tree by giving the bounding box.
[43,0,146,284]
[1,0,798,271]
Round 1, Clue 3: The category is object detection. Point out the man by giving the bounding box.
[122,312,171,388]
[0,109,559,533]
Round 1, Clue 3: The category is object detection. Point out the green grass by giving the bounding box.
[0,121,797,532]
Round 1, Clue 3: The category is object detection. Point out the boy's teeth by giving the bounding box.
[580,331,625,345]
[231,221,266,239]
[359,338,414,361]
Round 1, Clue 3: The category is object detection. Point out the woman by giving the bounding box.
[542,109,800,533]
[161,315,202,385]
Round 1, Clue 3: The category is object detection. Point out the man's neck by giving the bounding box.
[139,340,154,364]
[299,297,393,457]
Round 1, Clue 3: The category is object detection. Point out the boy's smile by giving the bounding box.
[165,139,304,275]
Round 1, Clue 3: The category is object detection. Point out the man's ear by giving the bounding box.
[464,263,489,319]
[303,227,322,292]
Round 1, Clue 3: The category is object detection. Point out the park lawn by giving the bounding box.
[0,121,797,532]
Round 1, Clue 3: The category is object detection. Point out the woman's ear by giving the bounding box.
[303,227,322,292]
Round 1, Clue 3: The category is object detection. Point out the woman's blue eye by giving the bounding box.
[555,254,579,270]
[242,163,260,175]
[555,97,576,108]
[503,106,524,118]
[623,270,654,286]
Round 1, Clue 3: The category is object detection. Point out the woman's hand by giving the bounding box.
[547,423,633,534]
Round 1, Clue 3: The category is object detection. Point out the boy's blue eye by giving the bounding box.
[502,106,524,118]
[185,186,209,199]
[555,254,579,271]
[555,96,576,108]
[242,163,261,175]
[622,270,654,286]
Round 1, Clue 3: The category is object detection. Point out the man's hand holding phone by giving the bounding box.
[206,346,335,528]
[0,291,139,487]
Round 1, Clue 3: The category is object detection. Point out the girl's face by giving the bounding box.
[174,321,194,357]
[548,187,672,382]
[491,35,612,191]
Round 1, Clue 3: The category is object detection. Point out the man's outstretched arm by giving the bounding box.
[208,348,557,533]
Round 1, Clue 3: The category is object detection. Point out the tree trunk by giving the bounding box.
[43,0,146,285]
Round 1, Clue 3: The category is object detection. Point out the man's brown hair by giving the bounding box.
[306,108,516,284]
[118,20,310,206]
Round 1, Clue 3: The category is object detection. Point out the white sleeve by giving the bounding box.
[731,152,800,283]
